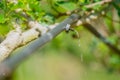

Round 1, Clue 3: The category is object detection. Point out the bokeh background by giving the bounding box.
[12,28,120,80]
[0,0,120,80]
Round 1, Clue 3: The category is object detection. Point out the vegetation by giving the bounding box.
[0,0,120,80]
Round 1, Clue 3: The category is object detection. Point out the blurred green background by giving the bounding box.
[0,0,120,80]
[11,28,120,80]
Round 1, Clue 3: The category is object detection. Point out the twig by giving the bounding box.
[85,0,112,8]
[83,23,120,54]
[77,5,120,55]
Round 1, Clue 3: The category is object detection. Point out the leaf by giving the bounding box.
[52,1,77,13]
[0,1,4,9]
[42,14,55,24]
[40,0,58,16]
[0,24,10,36]
[0,14,6,23]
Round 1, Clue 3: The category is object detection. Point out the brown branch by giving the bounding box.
[83,23,120,55]
[85,0,112,8]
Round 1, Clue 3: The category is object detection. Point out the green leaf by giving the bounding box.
[40,0,58,16]
[52,1,77,13]
[0,14,6,23]
[42,14,55,24]
[0,24,10,36]
[0,1,4,9]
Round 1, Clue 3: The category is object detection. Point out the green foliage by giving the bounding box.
[112,2,120,17]
[109,55,120,70]
[0,24,10,35]
[0,13,7,23]
[0,0,120,74]
[51,1,77,13]
[0,0,114,35]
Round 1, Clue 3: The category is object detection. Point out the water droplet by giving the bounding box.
[73,29,80,47]
[83,70,87,77]
[78,39,80,47]
[80,54,83,62]
[78,44,80,47]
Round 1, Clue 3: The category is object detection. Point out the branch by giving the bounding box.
[76,6,120,54]
[0,11,119,79]
[0,14,79,79]
[83,23,120,54]
[0,1,117,79]
[0,21,48,62]
[1,0,112,62]
[85,0,112,8]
